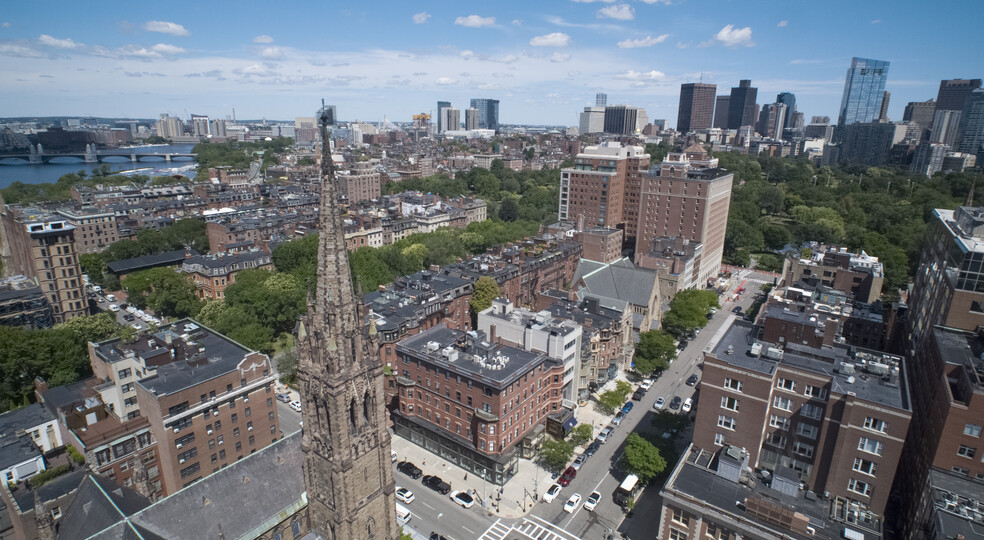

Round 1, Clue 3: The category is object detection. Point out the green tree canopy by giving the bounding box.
[567,424,593,447]
[470,276,501,315]
[539,437,575,472]
[633,330,676,375]
[122,267,203,318]
[623,433,667,484]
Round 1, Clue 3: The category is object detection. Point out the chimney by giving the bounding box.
[490,324,497,345]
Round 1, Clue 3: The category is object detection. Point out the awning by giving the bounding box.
[563,416,578,432]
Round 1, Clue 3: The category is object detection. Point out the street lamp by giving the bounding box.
[482,468,487,509]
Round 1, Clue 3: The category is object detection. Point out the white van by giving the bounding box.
[395,503,411,524]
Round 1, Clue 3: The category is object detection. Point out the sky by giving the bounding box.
[1,0,981,128]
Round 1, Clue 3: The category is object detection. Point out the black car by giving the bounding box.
[430,534,453,540]
[397,461,422,479]
[422,475,451,494]
[732,306,743,314]
[632,388,645,401]
[584,440,601,457]
[123,314,135,322]
[686,374,700,386]
[669,396,682,410]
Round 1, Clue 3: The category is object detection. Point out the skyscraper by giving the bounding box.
[596,93,608,107]
[604,105,640,135]
[441,107,460,132]
[935,79,982,111]
[727,80,758,129]
[298,105,398,540]
[469,98,500,131]
[465,107,479,130]
[775,92,796,130]
[837,57,890,126]
[712,96,730,130]
[676,83,716,133]
[436,100,450,133]
[958,89,984,154]
[878,91,891,121]
[756,103,787,139]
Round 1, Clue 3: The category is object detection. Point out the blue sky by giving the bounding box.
[1,0,980,127]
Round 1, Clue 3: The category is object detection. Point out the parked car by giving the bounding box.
[105,294,116,302]
[733,306,743,314]
[397,461,423,479]
[395,487,415,504]
[611,411,625,426]
[640,379,654,390]
[669,396,682,410]
[109,304,120,312]
[572,454,587,470]
[584,440,601,457]
[653,397,666,410]
[621,402,634,413]
[289,400,302,412]
[276,393,291,403]
[422,475,451,495]
[558,466,577,487]
[429,534,452,540]
[123,314,134,322]
[686,374,700,386]
[632,387,646,401]
[449,490,474,509]
[682,398,693,413]
[543,483,563,503]
[563,493,582,513]
[584,490,601,512]
[597,427,615,443]
[131,323,142,330]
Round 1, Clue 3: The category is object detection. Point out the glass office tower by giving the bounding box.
[838,57,890,126]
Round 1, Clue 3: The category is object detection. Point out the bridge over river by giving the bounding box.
[0,144,196,164]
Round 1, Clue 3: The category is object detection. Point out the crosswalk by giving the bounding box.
[478,516,582,540]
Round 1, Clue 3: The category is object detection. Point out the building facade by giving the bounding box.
[180,249,274,299]
[838,57,891,126]
[470,98,500,131]
[728,80,759,129]
[677,83,717,134]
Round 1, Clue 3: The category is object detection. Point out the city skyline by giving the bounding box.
[0,1,980,127]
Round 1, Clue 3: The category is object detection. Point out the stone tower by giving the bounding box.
[298,102,398,540]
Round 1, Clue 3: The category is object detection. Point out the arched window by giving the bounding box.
[363,390,371,425]
[274,532,282,540]
[291,518,301,538]
[366,517,375,538]
[349,398,357,433]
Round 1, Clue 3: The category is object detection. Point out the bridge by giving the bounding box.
[0,144,197,164]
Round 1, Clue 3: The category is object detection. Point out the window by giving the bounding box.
[792,442,814,458]
[853,458,876,476]
[235,441,242,452]
[118,368,132,379]
[954,466,970,475]
[776,378,795,392]
[717,416,736,430]
[801,403,823,420]
[724,378,743,392]
[847,478,871,497]
[769,415,789,430]
[858,437,883,456]
[965,424,983,437]
[796,423,819,440]
[773,396,793,412]
[180,462,201,479]
[767,432,786,448]
[671,508,690,526]
[714,433,725,446]
[958,445,977,459]
[804,385,828,400]
[863,417,887,433]
[234,428,240,437]
[219,449,226,459]
[231,413,238,423]
[721,396,740,412]
[245,407,251,417]
[669,530,687,540]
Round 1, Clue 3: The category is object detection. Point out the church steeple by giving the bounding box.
[299,101,397,540]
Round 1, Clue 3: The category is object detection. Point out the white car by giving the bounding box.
[105,294,116,302]
[135,310,146,318]
[92,285,102,293]
[126,306,137,314]
[131,323,143,330]
[109,304,120,312]
[682,398,693,413]
[563,493,582,513]
[395,487,414,504]
[543,483,562,503]
[653,396,666,410]
[584,491,601,512]
[640,379,654,390]
[598,426,615,443]
[289,400,302,412]
[449,490,475,509]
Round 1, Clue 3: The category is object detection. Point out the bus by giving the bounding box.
[613,474,642,508]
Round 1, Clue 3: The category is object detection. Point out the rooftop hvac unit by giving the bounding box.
[176,443,182,449]
[179,458,186,464]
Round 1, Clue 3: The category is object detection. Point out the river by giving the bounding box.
[0,144,198,189]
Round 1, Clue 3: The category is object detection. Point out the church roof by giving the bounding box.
[683,143,708,154]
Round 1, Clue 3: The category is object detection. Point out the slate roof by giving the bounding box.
[0,437,41,471]
[55,474,149,540]
[0,403,56,437]
[573,258,657,308]
[106,249,198,275]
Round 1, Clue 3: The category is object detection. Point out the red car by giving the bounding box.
[559,466,577,487]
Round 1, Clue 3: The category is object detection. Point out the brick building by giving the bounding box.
[783,246,885,305]
[558,142,650,237]
[635,235,703,300]
[576,227,623,264]
[391,326,564,484]
[54,206,120,254]
[694,320,910,521]
[180,248,273,299]
[0,206,87,323]
[339,161,381,204]
[0,275,53,329]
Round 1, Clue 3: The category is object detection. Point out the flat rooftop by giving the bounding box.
[396,325,551,388]
[712,321,908,411]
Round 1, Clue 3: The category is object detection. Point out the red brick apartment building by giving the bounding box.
[180,248,273,299]
[391,326,563,485]
[558,142,649,234]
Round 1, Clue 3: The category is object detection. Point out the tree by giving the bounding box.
[57,312,119,344]
[277,348,299,386]
[567,424,593,447]
[539,437,575,472]
[223,269,306,336]
[755,253,785,273]
[597,380,632,415]
[633,330,675,375]
[662,290,719,337]
[121,267,203,318]
[758,185,785,215]
[623,433,667,484]
[498,197,520,222]
[470,276,501,315]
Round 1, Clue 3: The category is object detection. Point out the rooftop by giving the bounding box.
[940,207,984,254]
[106,249,197,275]
[711,321,908,411]
[181,248,271,271]
[928,468,984,538]
[396,325,553,388]
[483,298,580,338]
[0,403,56,438]
[0,275,43,303]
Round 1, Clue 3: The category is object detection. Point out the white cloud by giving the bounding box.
[493,54,518,64]
[110,43,185,59]
[617,34,669,48]
[142,20,189,36]
[0,43,46,58]
[455,15,496,28]
[598,4,634,20]
[639,0,671,4]
[2,22,10,28]
[459,50,475,60]
[545,15,623,31]
[707,24,754,47]
[434,77,458,85]
[150,43,185,55]
[550,52,572,62]
[512,19,523,26]
[253,35,274,43]
[790,58,824,65]
[615,69,666,81]
[676,42,688,49]
[530,32,571,47]
[412,12,431,24]
[477,82,501,90]
[777,20,788,27]
[38,34,80,49]
[871,19,881,24]
[570,0,616,3]
[260,46,284,59]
